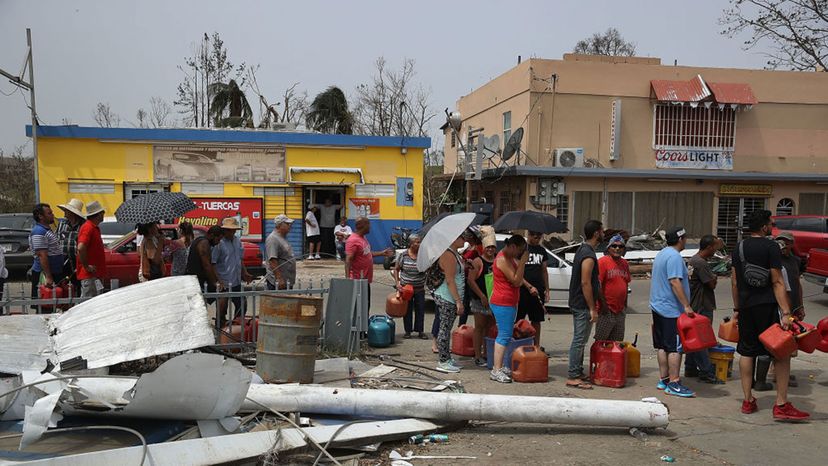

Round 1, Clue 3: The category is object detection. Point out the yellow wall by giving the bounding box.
[36,138,423,221]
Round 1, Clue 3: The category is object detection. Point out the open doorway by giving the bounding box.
[304,187,346,258]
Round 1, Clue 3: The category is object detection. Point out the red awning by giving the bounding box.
[707,82,758,105]
[650,75,711,103]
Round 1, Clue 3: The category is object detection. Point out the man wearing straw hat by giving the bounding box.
[77,201,107,298]
[56,198,85,291]
[213,217,253,327]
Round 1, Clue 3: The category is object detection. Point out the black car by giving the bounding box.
[0,213,34,273]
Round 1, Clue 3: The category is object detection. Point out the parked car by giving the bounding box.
[494,234,572,309]
[102,224,264,287]
[100,219,137,244]
[0,213,34,273]
[771,215,828,259]
[803,248,828,294]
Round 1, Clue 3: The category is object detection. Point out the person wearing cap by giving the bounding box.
[595,234,631,342]
[56,198,85,290]
[731,209,808,420]
[649,226,696,398]
[685,234,724,384]
[213,217,253,327]
[76,201,107,297]
[518,230,551,349]
[265,214,296,290]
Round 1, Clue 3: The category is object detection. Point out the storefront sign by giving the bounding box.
[719,184,773,197]
[609,99,621,161]
[178,197,264,242]
[654,149,733,170]
[348,198,380,219]
[153,145,286,183]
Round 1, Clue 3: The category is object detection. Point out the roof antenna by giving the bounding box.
[518,55,522,64]
[674,59,677,66]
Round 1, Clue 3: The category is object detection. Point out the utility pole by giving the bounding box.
[0,28,39,202]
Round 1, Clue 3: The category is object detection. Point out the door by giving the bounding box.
[717,197,766,252]
[303,187,346,257]
[545,250,572,308]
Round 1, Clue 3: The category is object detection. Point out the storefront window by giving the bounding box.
[653,104,736,150]
[775,198,795,216]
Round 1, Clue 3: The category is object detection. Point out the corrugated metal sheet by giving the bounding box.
[651,74,711,103]
[708,82,758,105]
[261,188,304,255]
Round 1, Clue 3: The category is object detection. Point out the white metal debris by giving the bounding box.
[0,315,54,375]
[243,384,670,428]
[50,276,214,370]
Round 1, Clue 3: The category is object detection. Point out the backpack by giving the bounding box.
[424,261,445,295]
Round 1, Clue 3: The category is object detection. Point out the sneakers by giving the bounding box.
[500,366,512,377]
[773,402,810,421]
[699,373,725,385]
[314,254,321,260]
[741,398,758,414]
[664,381,696,398]
[435,360,461,373]
[656,377,669,390]
[490,367,512,383]
[474,358,487,367]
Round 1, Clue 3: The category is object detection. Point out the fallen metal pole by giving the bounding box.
[243,384,670,428]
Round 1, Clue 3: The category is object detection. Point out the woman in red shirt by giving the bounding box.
[489,234,528,383]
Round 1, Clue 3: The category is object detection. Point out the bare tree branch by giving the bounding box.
[93,102,120,128]
[573,27,637,56]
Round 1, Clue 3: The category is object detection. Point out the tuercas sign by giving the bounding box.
[177,197,264,242]
[654,149,733,170]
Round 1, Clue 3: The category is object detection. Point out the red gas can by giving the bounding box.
[398,284,414,302]
[817,317,828,353]
[39,283,70,311]
[451,324,475,357]
[759,324,798,359]
[793,321,820,354]
[511,345,549,383]
[678,313,717,352]
[385,292,408,318]
[589,340,627,388]
[513,319,536,339]
[718,316,739,343]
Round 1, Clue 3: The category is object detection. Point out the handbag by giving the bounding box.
[739,241,770,288]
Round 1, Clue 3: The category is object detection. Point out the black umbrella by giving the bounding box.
[419,212,487,238]
[492,210,567,233]
[114,192,197,224]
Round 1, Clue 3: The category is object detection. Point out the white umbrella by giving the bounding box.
[416,212,476,272]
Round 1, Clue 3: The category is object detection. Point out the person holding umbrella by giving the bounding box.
[517,231,550,349]
[138,222,164,282]
[489,234,529,383]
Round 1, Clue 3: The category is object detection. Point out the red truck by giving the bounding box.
[804,248,828,294]
[772,215,828,259]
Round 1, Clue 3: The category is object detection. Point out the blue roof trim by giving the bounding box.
[484,165,828,182]
[26,125,431,149]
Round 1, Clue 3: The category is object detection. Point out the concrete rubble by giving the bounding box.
[0,277,671,465]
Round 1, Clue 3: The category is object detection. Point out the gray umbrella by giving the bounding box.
[114,192,197,224]
[416,212,476,272]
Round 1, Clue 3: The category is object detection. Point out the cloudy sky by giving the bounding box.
[0,0,769,154]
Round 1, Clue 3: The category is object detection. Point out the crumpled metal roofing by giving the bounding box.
[651,74,757,105]
[707,81,758,105]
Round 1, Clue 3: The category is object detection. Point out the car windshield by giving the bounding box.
[107,230,137,248]
[100,222,136,236]
[0,216,33,230]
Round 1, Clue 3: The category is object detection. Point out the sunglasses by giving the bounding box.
[608,244,625,249]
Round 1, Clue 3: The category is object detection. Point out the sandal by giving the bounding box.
[566,381,593,390]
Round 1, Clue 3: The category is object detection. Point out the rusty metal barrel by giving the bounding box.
[256,295,323,384]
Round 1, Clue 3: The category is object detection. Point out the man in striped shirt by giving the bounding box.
[30,204,65,300]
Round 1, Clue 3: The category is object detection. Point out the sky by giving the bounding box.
[0,0,770,155]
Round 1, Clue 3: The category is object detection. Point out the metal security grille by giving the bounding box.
[717,197,766,251]
[653,104,736,150]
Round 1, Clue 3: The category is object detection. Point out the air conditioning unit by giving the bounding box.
[554,148,585,168]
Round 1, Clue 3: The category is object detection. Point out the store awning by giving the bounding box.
[651,75,711,104]
[288,167,364,185]
[707,82,758,105]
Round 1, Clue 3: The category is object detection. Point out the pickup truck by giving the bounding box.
[772,215,828,259]
[803,248,828,294]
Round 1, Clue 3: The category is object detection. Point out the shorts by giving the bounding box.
[307,235,321,244]
[737,303,779,357]
[594,310,626,341]
[517,288,546,323]
[651,311,681,353]
[469,299,492,316]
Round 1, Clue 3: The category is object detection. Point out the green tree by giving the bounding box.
[209,79,254,128]
[306,86,354,134]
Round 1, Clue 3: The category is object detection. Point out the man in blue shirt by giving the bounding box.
[649,226,695,398]
[212,217,253,327]
[29,204,66,310]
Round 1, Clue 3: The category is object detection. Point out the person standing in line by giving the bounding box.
[393,234,427,339]
[458,228,483,326]
[137,223,164,282]
[265,215,297,290]
[185,225,222,302]
[466,231,498,367]
[76,201,107,298]
[650,226,696,398]
[0,241,8,303]
[488,234,528,383]
[305,206,321,260]
[594,234,631,342]
[566,219,603,390]
[731,210,808,420]
[333,217,352,261]
[318,198,341,258]
[29,204,65,308]
[212,217,253,327]
[169,222,195,276]
[345,217,393,310]
[517,231,550,349]
[56,198,85,292]
[685,234,724,384]
[432,235,467,374]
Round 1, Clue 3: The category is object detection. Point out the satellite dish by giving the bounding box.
[501,127,524,162]
[448,112,462,132]
[482,134,500,159]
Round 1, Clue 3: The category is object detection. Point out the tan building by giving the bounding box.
[443,54,828,248]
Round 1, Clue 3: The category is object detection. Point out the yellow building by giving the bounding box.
[28,125,429,257]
